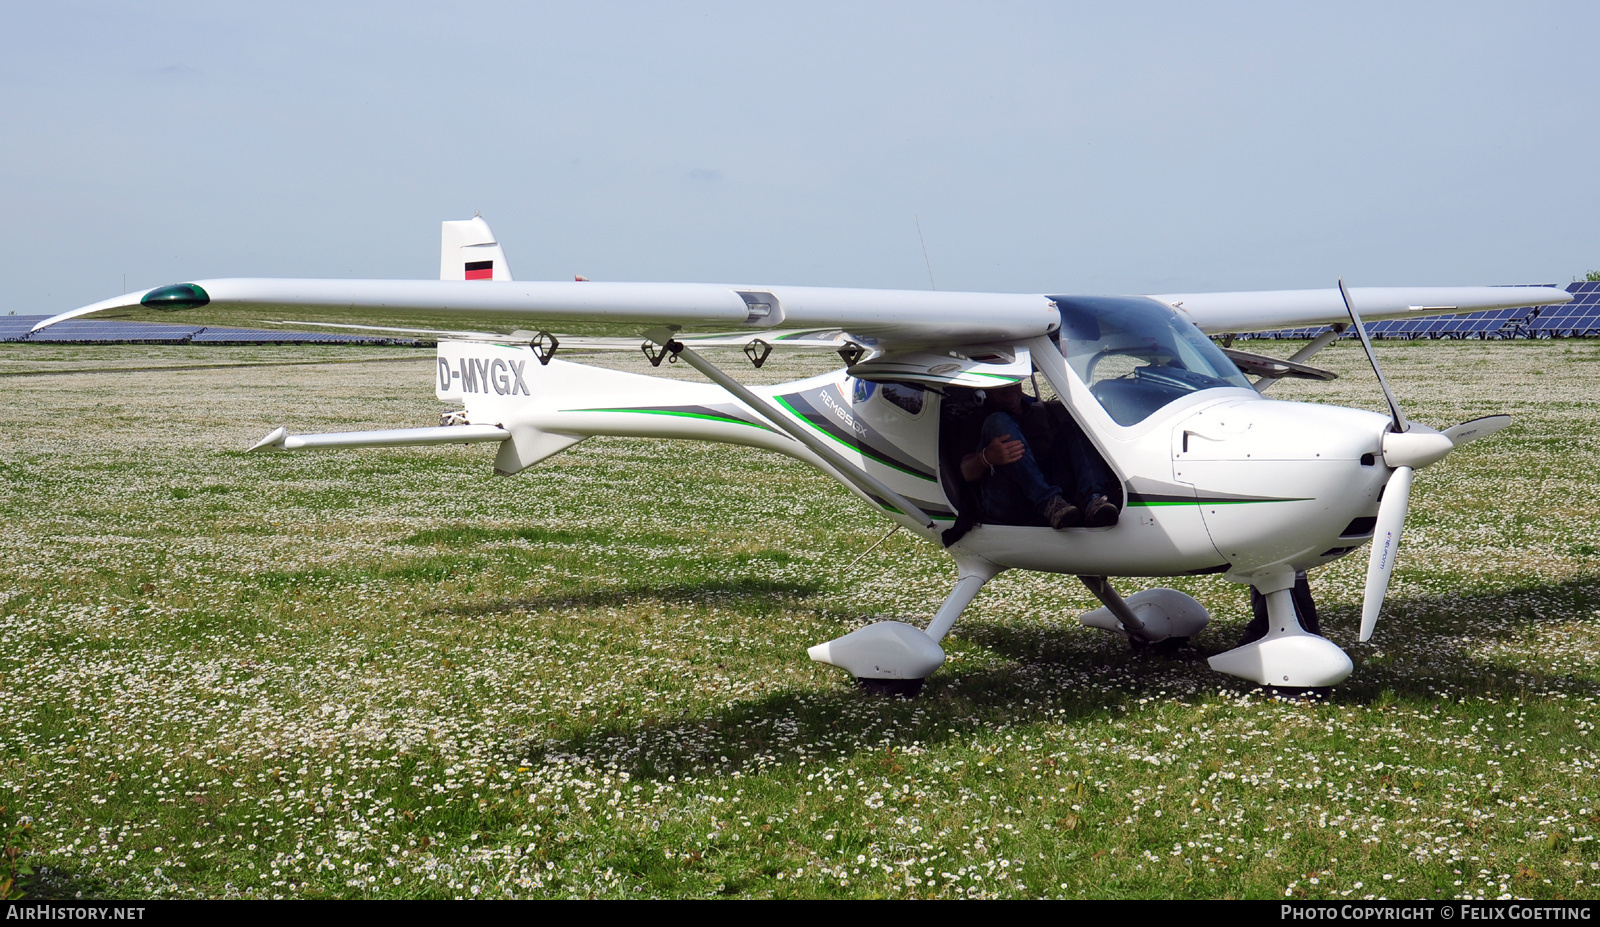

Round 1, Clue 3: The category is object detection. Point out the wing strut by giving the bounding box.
[663,340,937,532]
[1252,323,1347,394]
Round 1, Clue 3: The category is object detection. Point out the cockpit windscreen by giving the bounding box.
[1051,296,1253,426]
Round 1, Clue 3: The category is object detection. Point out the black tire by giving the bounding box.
[1153,636,1190,655]
[1263,685,1333,702]
[856,677,925,699]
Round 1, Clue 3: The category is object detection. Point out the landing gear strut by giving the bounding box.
[810,554,1002,698]
[1077,578,1212,646]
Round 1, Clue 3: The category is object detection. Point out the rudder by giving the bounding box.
[440,216,513,281]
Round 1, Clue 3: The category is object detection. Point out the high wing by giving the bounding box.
[30,279,1061,351]
[31,277,1570,347]
[1150,285,1570,333]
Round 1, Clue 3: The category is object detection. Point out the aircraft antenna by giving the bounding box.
[914,216,937,290]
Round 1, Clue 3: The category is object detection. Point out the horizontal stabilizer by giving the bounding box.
[248,424,511,452]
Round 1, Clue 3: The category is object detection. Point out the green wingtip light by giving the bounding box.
[140,283,210,311]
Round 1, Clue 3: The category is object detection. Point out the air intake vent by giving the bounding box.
[1340,516,1377,538]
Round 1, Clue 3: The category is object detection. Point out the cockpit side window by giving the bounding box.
[1050,296,1252,426]
[853,378,925,416]
[881,382,925,416]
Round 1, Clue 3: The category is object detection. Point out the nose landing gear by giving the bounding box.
[1208,567,1352,688]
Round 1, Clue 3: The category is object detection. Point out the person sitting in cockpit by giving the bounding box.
[960,382,1118,529]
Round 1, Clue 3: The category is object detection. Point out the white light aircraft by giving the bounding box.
[34,217,1572,695]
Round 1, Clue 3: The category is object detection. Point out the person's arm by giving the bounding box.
[961,435,1025,481]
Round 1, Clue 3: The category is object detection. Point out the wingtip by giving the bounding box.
[29,292,149,333]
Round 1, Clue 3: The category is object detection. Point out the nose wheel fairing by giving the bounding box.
[1207,567,1352,687]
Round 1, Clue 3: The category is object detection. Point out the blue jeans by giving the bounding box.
[977,412,1061,526]
[1035,403,1118,505]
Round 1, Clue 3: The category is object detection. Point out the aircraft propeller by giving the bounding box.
[1336,280,1511,642]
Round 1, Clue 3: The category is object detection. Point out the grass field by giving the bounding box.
[1,338,1597,900]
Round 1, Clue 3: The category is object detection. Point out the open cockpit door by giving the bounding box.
[929,343,1127,540]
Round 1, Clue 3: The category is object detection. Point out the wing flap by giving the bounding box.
[249,322,862,352]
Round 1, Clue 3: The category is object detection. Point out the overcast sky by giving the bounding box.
[4,1,1598,315]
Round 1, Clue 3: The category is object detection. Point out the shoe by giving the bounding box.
[1083,494,1118,528]
[1043,495,1081,530]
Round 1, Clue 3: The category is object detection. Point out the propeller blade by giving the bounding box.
[1443,414,1512,446]
[1338,278,1410,434]
[1360,465,1414,642]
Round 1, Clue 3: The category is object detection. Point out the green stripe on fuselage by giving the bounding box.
[772,395,937,482]
[567,407,772,430]
[1126,495,1309,507]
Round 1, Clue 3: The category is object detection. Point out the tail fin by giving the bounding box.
[440,216,513,281]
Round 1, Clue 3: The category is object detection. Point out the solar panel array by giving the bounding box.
[0,316,418,345]
[189,327,412,344]
[25,319,204,343]
[1239,282,1600,341]
[1524,281,1600,337]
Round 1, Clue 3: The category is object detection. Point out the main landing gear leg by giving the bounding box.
[1208,565,1352,689]
[809,553,1002,698]
[1077,577,1212,649]
[1078,576,1151,642]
